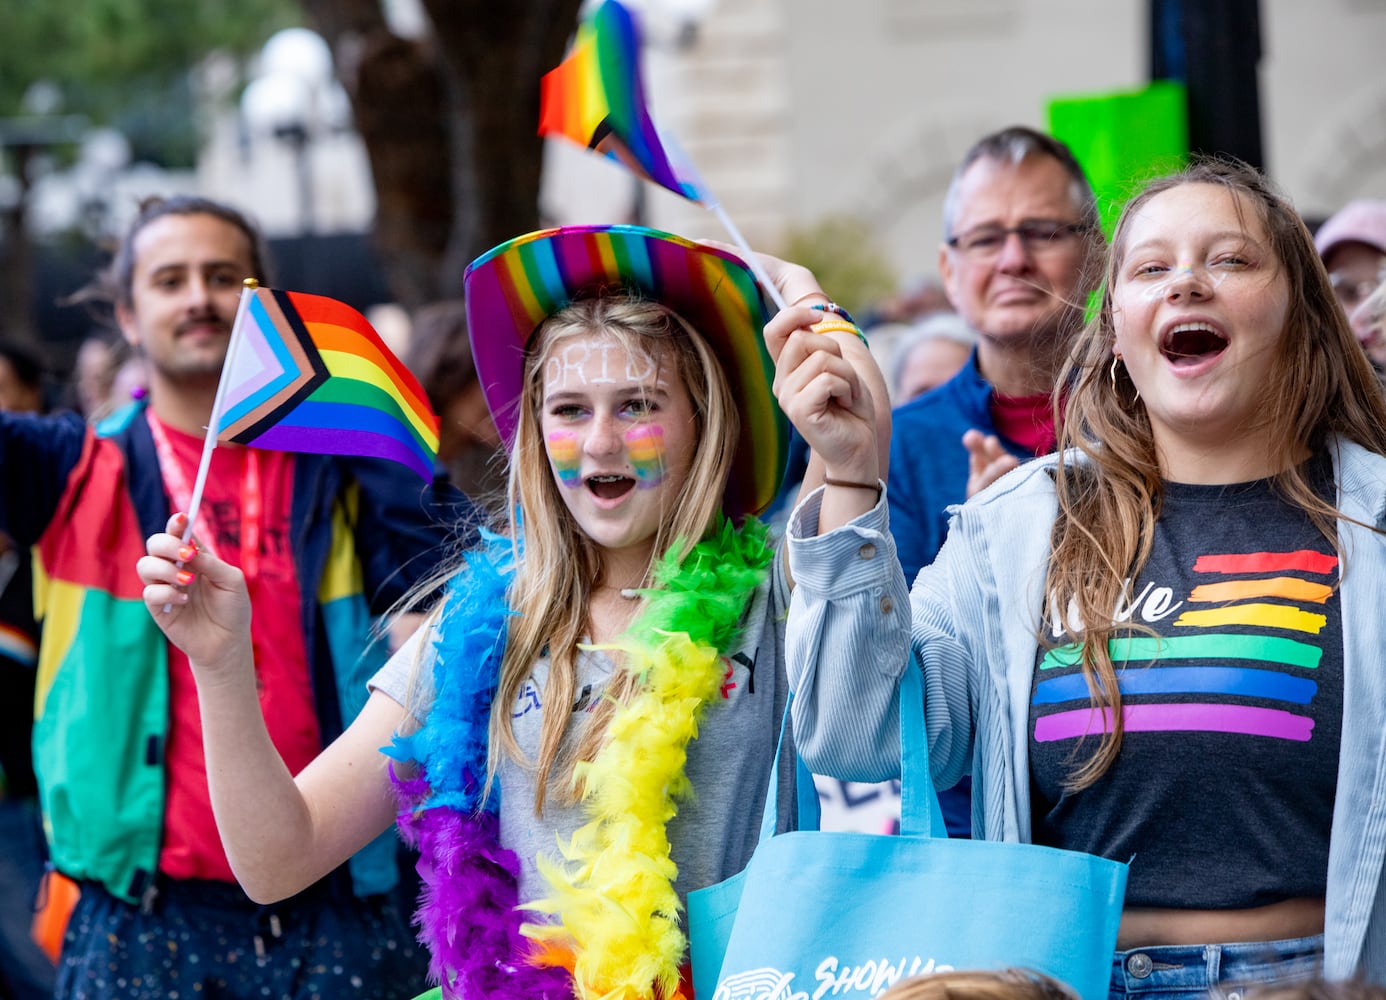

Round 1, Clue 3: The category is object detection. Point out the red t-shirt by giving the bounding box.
[990,390,1058,456]
[154,421,320,883]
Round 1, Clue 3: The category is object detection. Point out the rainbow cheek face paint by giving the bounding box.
[546,431,582,488]
[625,424,666,488]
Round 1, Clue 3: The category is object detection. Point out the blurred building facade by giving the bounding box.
[544,0,1386,284]
[20,0,1386,298]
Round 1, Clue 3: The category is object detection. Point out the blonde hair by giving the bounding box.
[490,294,739,811]
[1047,158,1386,790]
[877,969,1077,1000]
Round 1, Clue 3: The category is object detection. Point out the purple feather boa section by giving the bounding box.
[395,785,572,999]
[388,530,573,1000]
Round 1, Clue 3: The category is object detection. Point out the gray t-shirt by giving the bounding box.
[370,545,795,908]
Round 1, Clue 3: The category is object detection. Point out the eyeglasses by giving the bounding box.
[1330,270,1386,310]
[946,220,1090,260]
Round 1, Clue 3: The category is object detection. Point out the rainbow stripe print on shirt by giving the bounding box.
[1034,549,1336,744]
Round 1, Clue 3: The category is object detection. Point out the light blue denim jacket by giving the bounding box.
[786,438,1386,981]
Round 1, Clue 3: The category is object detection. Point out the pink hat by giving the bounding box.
[1314,199,1386,260]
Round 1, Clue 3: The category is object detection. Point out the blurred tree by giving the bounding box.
[0,0,297,165]
[1,0,585,341]
[302,0,584,306]
[780,217,899,318]
[0,0,298,345]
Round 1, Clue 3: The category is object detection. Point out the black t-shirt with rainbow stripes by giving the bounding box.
[1028,456,1342,909]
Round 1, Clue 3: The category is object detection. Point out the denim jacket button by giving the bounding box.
[1126,953,1153,978]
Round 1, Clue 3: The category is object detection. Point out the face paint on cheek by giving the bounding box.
[625,424,666,488]
[546,431,582,488]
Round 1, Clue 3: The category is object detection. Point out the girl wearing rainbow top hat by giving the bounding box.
[137,224,888,1000]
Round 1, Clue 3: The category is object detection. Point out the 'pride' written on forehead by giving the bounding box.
[544,338,659,394]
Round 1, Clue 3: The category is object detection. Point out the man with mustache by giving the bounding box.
[886,128,1103,836]
[0,196,460,999]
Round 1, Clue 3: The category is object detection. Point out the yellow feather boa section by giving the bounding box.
[525,517,775,1000]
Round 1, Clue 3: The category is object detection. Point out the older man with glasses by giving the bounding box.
[884,126,1102,836]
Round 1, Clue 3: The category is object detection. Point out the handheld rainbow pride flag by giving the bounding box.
[538,0,789,312]
[163,281,440,607]
[539,0,706,203]
[212,283,439,482]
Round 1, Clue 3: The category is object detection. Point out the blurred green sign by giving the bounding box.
[1048,80,1189,238]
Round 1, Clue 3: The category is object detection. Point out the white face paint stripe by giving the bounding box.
[543,339,661,393]
[1134,261,1231,302]
[624,347,656,383]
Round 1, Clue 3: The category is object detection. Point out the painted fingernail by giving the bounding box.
[176,570,195,586]
[178,545,197,562]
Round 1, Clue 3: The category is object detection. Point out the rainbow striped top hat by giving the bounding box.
[464,224,788,518]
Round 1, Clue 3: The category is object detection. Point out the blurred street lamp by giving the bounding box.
[240,28,343,235]
[72,127,132,236]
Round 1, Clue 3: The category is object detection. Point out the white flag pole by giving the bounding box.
[707,200,788,314]
[659,129,789,313]
[162,278,258,612]
[181,278,258,542]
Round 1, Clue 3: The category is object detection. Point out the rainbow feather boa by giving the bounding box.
[390,519,773,1000]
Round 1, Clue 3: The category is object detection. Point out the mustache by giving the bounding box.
[174,313,231,337]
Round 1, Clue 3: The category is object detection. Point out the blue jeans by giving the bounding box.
[1109,934,1324,1000]
[0,797,57,1000]
[57,876,428,1000]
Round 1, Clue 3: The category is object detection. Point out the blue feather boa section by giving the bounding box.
[389,527,516,818]
[387,528,572,1000]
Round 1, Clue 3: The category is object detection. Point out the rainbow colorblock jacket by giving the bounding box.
[0,402,463,904]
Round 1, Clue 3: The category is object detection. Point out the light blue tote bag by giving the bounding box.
[688,664,1128,1000]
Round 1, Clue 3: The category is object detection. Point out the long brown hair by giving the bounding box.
[1047,158,1386,790]
[490,294,738,811]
